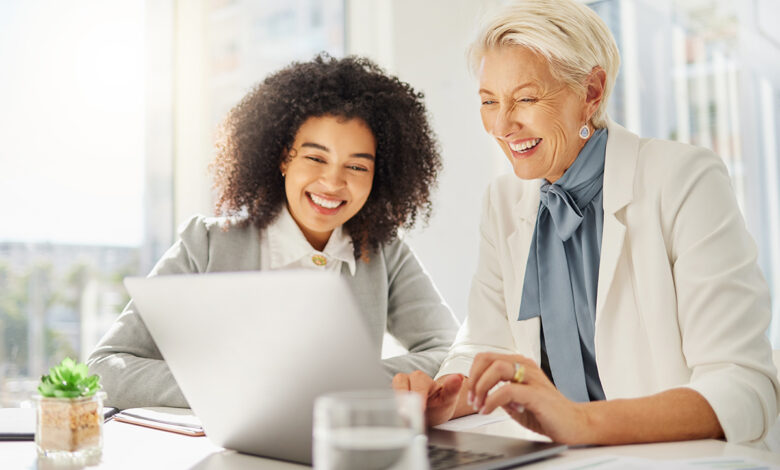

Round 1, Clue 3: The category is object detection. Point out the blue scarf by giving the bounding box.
[518,128,608,402]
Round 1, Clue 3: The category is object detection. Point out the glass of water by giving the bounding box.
[313,390,428,470]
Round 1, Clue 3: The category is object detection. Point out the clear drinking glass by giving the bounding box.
[313,390,428,470]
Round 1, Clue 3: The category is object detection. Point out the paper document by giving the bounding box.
[113,407,204,436]
[433,412,510,431]
[548,455,779,470]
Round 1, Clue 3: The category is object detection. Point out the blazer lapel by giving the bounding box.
[596,120,639,323]
[507,178,542,319]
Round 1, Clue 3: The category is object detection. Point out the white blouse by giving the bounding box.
[259,205,357,276]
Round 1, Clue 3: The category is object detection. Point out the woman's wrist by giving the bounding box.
[577,401,605,445]
[576,399,640,445]
[449,375,475,420]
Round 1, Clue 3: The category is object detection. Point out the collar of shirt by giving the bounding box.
[265,206,357,276]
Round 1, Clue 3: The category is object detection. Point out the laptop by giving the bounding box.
[125,271,565,468]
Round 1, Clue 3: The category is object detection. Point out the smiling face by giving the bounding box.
[280,115,376,251]
[478,46,594,183]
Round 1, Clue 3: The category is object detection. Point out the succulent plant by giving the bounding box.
[38,357,101,398]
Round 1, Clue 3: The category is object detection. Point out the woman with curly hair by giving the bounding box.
[87,55,460,410]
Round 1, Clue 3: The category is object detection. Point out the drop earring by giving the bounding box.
[578,124,590,140]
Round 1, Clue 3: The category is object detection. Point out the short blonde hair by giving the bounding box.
[468,0,620,129]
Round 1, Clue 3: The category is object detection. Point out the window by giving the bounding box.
[0,0,344,407]
[0,1,145,406]
[587,0,780,345]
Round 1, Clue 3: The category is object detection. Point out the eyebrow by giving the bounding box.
[301,142,375,160]
[478,82,538,95]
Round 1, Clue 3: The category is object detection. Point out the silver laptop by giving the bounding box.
[125,271,565,468]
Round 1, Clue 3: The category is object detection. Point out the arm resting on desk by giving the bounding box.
[379,238,460,378]
[87,304,189,410]
[578,387,722,444]
[469,353,724,445]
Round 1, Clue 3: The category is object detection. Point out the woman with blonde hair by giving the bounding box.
[394,0,779,446]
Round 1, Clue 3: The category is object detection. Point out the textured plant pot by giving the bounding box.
[35,392,105,461]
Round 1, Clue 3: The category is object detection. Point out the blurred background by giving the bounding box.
[1,0,779,407]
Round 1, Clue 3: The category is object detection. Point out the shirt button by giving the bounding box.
[311,254,327,266]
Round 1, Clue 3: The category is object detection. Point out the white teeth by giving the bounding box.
[310,193,342,209]
[509,138,541,152]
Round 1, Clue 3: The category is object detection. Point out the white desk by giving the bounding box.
[4,413,779,469]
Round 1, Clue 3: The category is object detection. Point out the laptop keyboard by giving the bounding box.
[427,444,505,470]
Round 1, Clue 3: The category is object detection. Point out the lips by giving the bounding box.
[306,192,345,215]
[505,137,542,159]
[309,192,343,209]
[509,138,542,153]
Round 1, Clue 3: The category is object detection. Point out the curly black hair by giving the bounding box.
[211,54,442,259]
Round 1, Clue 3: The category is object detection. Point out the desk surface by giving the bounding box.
[4,411,779,469]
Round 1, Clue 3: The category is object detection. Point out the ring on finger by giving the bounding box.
[512,362,525,383]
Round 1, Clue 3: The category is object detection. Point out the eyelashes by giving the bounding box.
[303,156,370,172]
[480,97,538,106]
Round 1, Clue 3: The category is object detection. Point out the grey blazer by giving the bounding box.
[87,216,459,410]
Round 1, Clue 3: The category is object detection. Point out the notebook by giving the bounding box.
[113,407,204,436]
[125,271,566,467]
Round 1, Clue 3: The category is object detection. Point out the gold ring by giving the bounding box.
[512,363,525,383]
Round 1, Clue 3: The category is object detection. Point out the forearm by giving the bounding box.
[584,388,723,445]
[383,347,450,379]
[383,237,460,378]
[89,352,188,410]
[87,304,189,409]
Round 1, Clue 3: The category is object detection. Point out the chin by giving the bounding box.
[511,164,543,181]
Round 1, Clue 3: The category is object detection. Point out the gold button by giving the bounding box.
[311,254,327,266]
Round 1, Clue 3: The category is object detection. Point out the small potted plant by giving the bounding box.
[35,357,106,461]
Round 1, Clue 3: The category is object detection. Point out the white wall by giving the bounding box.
[347,0,509,321]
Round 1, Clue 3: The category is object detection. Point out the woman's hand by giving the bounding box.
[392,371,465,426]
[468,352,592,444]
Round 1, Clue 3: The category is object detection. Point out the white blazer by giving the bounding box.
[438,120,780,444]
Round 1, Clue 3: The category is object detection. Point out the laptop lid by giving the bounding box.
[125,270,388,464]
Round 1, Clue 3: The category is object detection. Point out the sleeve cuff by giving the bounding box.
[685,368,775,443]
[435,356,473,380]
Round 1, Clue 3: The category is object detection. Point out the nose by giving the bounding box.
[319,165,346,190]
[489,104,520,140]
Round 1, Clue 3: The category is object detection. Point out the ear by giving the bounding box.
[583,66,607,122]
[279,147,294,175]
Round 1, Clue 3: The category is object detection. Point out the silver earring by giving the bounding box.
[578,124,590,140]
